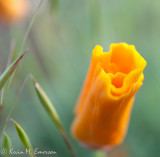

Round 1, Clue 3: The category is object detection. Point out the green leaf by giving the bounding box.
[0,53,25,90]
[2,132,11,157]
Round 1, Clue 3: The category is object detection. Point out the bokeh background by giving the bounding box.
[0,0,159,156]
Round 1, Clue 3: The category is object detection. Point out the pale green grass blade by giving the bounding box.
[1,73,15,106]
[0,53,25,90]
[2,132,11,157]
[19,0,43,55]
[32,77,76,157]
[1,0,43,105]
[13,120,35,157]
[0,74,31,142]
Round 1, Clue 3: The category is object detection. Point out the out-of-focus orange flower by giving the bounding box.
[0,0,29,23]
[71,43,146,149]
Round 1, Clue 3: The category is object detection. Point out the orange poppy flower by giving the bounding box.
[0,0,29,23]
[71,43,146,149]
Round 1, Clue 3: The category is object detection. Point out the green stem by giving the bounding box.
[58,124,77,157]
[19,0,43,55]
[0,74,30,142]
[0,0,43,141]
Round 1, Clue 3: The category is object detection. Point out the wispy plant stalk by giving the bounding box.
[0,0,43,141]
[19,0,43,55]
[32,76,77,157]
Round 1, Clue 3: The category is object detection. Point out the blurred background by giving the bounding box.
[0,0,159,156]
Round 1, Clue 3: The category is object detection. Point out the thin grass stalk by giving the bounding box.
[19,0,43,55]
[32,77,77,157]
[0,74,32,142]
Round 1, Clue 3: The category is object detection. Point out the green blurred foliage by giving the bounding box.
[0,0,159,157]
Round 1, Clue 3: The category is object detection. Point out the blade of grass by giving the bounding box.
[1,41,16,105]
[0,74,32,143]
[1,74,14,106]
[11,119,35,157]
[32,76,76,157]
[1,48,29,106]
[28,29,50,78]
[0,52,25,90]
[2,132,12,157]
[19,0,43,55]
[1,0,43,106]
[0,0,43,145]
[6,41,16,67]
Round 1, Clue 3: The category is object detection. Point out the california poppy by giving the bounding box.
[0,0,29,23]
[71,43,146,149]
